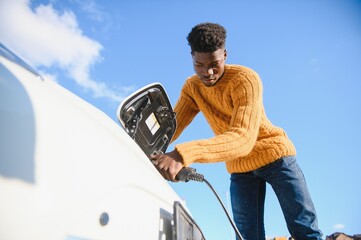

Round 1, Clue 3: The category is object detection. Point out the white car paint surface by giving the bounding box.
[0,44,190,240]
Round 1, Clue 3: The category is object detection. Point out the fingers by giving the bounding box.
[151,153,182,182]
[150,158,158,166]
[157,156,175,181]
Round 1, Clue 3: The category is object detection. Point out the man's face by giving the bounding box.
[192,48,227,87]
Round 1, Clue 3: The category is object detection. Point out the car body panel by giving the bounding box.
[0,44,195,240]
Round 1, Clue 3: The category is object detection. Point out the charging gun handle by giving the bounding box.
[176,167,204,182]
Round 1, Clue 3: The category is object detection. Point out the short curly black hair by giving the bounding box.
[187,22,227,53]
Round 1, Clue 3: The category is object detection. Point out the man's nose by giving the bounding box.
[205,67,214,76]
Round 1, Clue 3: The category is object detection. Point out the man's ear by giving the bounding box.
[224,49,228,60]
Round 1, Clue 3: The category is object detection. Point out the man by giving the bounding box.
[151,22,322,240]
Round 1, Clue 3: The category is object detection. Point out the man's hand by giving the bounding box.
[150,150,184,182]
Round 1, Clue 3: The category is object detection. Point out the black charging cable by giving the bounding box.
[176,167,244,240]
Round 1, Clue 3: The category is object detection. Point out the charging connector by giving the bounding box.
[176,167,204,182]
[176,167,244,240]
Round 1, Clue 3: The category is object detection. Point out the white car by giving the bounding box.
[0,43,205,240]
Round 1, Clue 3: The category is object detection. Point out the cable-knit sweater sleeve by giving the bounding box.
[175,66,263,166]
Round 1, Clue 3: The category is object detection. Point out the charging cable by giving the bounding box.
[176,167,244,240]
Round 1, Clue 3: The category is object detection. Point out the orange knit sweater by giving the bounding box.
[172,64,296,173]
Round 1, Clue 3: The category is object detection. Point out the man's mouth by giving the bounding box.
[203,77,216,82]
[201,77,218,86]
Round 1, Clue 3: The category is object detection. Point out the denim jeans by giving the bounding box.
[230,156,322,240]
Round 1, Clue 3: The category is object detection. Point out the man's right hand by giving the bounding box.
[150,150,184,182]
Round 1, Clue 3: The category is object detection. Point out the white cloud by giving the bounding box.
[73,0,107,22]
[333,223,345,231]
[0,0,127,101]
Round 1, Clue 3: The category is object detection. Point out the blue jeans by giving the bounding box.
[230,156,322,240]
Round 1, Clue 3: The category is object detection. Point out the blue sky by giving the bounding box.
[1,0,360,239]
